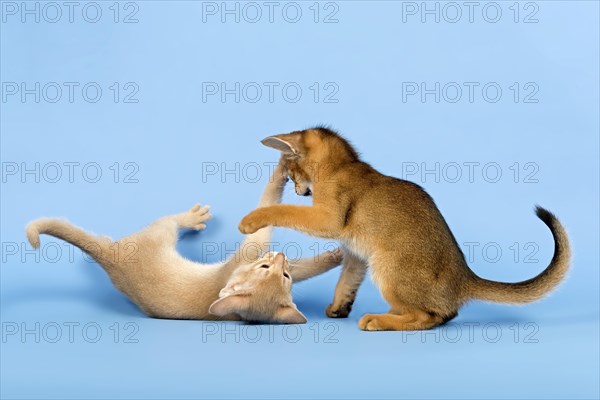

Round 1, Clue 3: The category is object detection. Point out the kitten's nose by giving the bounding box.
[273,252,286,268]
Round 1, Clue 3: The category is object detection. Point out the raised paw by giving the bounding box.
[326,301,352,318]
[184,204,212,230]
[238,211,265,235]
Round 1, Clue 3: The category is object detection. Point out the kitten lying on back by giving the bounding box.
[26,162,342,324]
[239,127,571,330]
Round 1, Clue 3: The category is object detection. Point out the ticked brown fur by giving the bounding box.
[239,128,571,331]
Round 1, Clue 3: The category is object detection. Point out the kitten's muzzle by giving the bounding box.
[273,252,287,267]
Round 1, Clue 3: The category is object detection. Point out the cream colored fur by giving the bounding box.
[25,162,342,324]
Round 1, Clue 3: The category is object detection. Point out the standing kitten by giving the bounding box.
[239,127,571,330]
[26,162,342,323]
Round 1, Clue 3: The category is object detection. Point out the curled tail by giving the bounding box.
[468,206,571,304]
[26,218,113,266]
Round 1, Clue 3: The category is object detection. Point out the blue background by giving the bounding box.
[1,1,598,399]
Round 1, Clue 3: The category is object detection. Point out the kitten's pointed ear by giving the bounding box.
[261,133,302,155]
[209,295,249,317]
[274,305,307,324]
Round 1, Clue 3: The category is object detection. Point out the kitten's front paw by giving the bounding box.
[186,204,212,230]
[238,212,264,234]
[326,302,352,318]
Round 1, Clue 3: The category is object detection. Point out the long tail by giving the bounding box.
[26,218,114,266]
[468,206,571,304]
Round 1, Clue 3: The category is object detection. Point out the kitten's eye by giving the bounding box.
[260,264,270,269]
[283,272,290,279]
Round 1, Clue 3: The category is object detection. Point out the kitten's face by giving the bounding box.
[209,252,307,324]
[261,130,327,197]
[283,156,313,197]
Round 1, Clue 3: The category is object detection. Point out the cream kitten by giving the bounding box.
[25,162,342,324]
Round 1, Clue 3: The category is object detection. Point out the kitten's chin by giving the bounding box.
[295,187,312,196]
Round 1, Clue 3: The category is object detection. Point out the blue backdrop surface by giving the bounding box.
[1,1,599,399]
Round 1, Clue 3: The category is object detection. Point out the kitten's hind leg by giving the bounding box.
[357,259,456,331]
[358,309,444,331]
